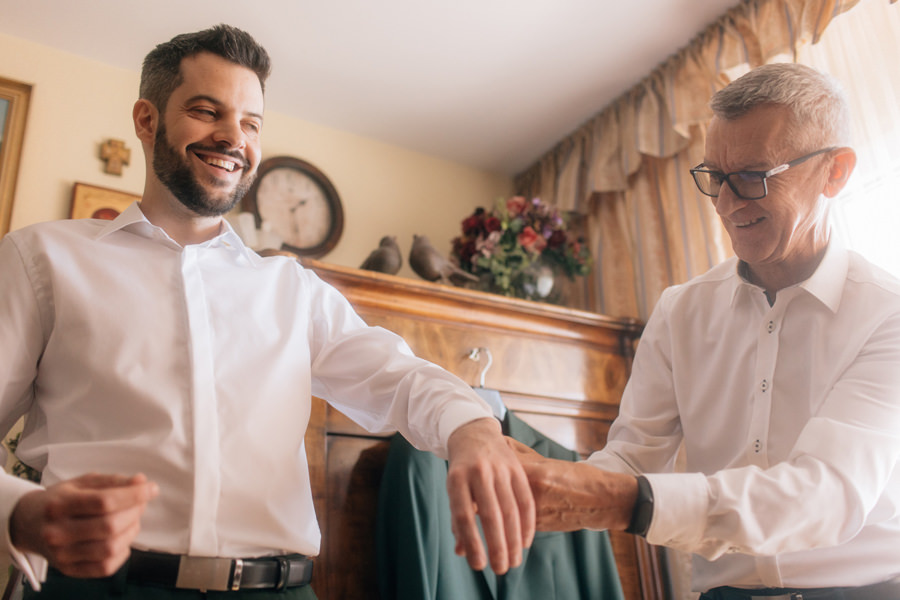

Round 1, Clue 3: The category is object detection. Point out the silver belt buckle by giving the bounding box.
[175,556,237,592]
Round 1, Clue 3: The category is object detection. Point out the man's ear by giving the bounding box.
[133,99,158,144]
[823,147,857,198]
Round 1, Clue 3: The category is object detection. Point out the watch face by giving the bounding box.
[256,167,333,249]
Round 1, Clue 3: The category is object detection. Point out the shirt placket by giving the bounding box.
[748,295,783,467]
[750,291,789,585]
[181,246,223,555]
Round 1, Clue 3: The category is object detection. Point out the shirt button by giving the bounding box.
[760,379,768,392]
[767,321,775,333]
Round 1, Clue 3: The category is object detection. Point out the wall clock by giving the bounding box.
[242,156,344,258]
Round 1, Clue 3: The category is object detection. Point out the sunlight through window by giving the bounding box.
[798,1,900,277]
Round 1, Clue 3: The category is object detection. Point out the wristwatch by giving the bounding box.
[625,475,654,537]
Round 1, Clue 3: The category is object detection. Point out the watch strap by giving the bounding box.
[625,475,654,537]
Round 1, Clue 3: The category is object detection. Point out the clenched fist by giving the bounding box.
[10,473,159,577]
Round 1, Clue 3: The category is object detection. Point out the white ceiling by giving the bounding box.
[0,0,740,175]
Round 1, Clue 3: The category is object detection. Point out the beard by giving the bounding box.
[152,124,255,217]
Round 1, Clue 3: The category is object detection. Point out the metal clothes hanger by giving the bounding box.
[466,347,506,420]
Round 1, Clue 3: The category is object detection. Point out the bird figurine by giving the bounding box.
[359,236,402,275]
[408,234,479,285]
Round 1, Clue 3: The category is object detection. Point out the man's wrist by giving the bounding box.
[625,475,654,537]
[9,489,45,554]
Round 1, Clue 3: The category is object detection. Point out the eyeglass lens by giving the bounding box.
[693,171,766,200]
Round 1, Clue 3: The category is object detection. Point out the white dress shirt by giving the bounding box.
[587,242,900,591]
[0,203,492,586]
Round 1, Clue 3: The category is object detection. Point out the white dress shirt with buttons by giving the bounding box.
[0,203,492,587]
[586,242,900,591]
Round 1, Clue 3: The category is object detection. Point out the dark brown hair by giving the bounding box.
[139,24,271,112]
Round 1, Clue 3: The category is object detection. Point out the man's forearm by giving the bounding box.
[508,437,639,532]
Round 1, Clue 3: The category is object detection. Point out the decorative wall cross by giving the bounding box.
[100,138,131,175]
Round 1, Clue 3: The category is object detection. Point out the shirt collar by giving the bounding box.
[95,201,149,239]
[94,201,257,260]
[215,218,257,260]
[729,241,848,313]
[797,239,848,313]
[728,259,753,307]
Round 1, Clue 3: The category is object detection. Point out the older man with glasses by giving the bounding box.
[510,62,900,599]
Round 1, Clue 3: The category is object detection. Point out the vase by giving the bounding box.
[520,260,556,301]
[535,264,555,297]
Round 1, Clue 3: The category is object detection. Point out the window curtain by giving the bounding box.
[796,0,900,277]
[515,0,866,320]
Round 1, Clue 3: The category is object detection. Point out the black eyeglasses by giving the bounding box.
[690,147,837,200]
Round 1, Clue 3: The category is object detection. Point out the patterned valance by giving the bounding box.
[514,0,863,213]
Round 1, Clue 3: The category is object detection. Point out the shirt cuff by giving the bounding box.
[7,545,46,592]
[643,472,709,551]
[436,395,494,458]
[0,476,47,591]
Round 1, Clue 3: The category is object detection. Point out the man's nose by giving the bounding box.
[713,182,751,216]
[211,118,247,151]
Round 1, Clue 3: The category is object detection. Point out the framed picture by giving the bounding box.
[69,182,140,220]
[0,76,32,237]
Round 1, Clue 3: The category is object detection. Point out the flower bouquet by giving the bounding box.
[451,196,591,302]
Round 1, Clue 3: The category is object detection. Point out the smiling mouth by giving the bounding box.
[201,155,237,172]
[192,150,242,173]
[735,217,764,228]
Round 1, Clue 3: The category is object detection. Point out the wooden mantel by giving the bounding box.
[299,259,665,600]
[304,258,642,344]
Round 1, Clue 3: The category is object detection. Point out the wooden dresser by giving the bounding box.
[301,259,666,600]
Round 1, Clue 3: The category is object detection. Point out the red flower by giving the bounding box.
[546,229,567,249]
[461,214,482,235]
[518,226,547,254]
[506,196,528,217]
[452,237,478,265]
[484,216,502,233]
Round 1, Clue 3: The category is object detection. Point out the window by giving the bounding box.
[798,1,900,276]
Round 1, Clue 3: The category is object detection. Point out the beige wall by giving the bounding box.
[0,33,511,279]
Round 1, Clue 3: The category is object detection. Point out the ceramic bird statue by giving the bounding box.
[359,236,402,275]
[408,234,479,285]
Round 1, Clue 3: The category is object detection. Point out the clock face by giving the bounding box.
[257,167,331,249]
[242,156,344,258]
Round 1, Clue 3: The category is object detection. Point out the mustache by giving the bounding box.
[187,143,250,170]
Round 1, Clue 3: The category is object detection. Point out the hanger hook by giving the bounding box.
[466,347,493,387]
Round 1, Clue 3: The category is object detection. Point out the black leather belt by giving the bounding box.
[702,576,900,600]
[128,549,313,592]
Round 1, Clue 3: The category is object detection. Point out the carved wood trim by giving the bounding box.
[302,258,643,345]
[634,537,669,600]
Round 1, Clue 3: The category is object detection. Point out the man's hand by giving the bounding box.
[10,473,159,578]
[446,417,535,575]
[507,438,637,532]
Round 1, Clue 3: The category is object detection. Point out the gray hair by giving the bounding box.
[710,63,851,150]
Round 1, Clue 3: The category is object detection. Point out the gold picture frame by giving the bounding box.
[69,182,140,220]
[0,76,32,237]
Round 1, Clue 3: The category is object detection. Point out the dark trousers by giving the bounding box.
[699,578,900,600]
[24,567,318,600]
